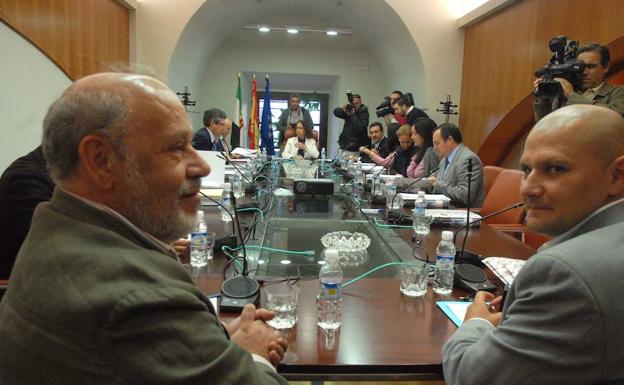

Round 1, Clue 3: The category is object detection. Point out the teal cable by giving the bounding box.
[342,261,418,288]
[372,217,412,229]
[222,245,315,256]
[235,207,264,220]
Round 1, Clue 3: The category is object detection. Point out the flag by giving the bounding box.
[235,74,245,147]
[248,75,259,149]
[260,75,275,155]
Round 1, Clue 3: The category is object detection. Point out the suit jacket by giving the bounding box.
[443,199,624,385]
[430,144,484,207]
[535,82,624,121]
[0,189,287,385]
[281,136,319,160]
[192,127,228,151]
[0,146,54,279]
[406,106,429,126]
[334,105,370,151]
[360,137,390,163]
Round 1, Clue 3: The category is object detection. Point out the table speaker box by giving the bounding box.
[293,178,334,195]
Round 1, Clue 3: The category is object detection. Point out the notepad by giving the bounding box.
[437,301,471,327]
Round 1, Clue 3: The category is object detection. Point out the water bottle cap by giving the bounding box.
[418,190,425,197]
[324,249,339,263]
[441,230,453,241]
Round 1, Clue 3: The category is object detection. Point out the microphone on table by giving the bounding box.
[219,188,260,312]
[385,166,440,222]
[451,201,525,294]
[216,152,254,186]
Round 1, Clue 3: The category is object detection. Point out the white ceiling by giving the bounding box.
[168,0,425,99]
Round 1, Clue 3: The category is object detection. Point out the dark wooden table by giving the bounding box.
[192,199,535,381]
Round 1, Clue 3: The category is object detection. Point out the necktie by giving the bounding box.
[213,139,223,152]
[442,158,450,180]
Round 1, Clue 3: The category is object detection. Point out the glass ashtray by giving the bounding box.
[320,231,371,265]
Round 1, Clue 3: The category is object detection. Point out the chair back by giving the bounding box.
[480,169,525,225]
[484,165,505,198]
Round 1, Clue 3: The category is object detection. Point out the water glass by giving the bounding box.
[264,281,300,329]
[190,231,216,267]
[400,261,429,297]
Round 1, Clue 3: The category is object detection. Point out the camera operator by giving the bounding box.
[395,94,429,126]
[534,43,624,121]
[334,93,370,152]
[380,90,408,127]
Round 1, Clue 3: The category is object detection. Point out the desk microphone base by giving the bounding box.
[219,276,260,313]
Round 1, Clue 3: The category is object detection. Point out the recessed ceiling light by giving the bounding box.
[258,26,270,32]
[326,30,338,36]
[286,28,299,34]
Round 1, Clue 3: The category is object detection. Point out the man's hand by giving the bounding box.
[171,239,189,258]
[464,291,503,326]
[533,77,574,98]
[227,304,288,366]
[427,175,437,186]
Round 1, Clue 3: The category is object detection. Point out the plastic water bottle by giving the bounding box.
[386,183,399,210]
[190,211,208,267]
[232,173,244,198]
[220,183,233,222]
[320,148,326,173]
[317,249,343,330]
[413,191,429,242]
[434,231,456,295]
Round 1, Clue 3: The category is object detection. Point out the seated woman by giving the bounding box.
[406,117,439,178]
[360,124,415,176]
[281,120,320,160]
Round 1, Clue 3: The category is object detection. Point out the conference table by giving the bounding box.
[192,162,535,381]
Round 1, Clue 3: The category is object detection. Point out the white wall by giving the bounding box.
[0,23,71,173]
[196,44,388,155]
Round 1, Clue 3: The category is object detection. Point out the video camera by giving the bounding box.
[534,36,585,98]
[375,97,394,118]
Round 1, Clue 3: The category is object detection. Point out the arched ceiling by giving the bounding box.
[168,0,426,105]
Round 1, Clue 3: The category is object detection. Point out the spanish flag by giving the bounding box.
[248,75,259,149]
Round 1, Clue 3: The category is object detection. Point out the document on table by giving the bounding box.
[437,301,470,327]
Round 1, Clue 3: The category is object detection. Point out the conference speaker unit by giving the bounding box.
[293,178,334,196]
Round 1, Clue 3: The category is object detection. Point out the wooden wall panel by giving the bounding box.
[0,0,129,81]
[459,0,624,161]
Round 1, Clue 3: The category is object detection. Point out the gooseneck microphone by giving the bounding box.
[216,152,254,186]
[453,201,525,264]
[219,189,260,312]
[460,158,473,262]
[452,200,525,293]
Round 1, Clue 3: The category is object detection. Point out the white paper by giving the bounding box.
[231,147,257,156]
[197,151,225,188]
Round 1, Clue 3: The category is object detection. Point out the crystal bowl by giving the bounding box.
[320,231,371,265]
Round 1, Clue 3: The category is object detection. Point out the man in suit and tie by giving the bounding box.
[443,105,624,385]
[192,108,230,151]
[425,123,484,207]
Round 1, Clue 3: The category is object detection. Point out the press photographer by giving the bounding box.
[534,39,624,120]
[333,91,370,152]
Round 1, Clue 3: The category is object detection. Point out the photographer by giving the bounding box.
[534,43,624,121]
[333,93,370,152]
[395,94,429,126]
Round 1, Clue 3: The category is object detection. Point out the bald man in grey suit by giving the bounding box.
[443,105,624,385]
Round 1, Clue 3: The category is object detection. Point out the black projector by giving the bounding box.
[293,178,334,196]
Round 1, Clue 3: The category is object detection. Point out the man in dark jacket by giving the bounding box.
[359,122,390,163]
[334,93,370,152]
[276,93,314,147]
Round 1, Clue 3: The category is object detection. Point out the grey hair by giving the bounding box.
[42,89,129,182]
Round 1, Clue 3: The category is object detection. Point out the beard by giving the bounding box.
[120,158,200,244]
